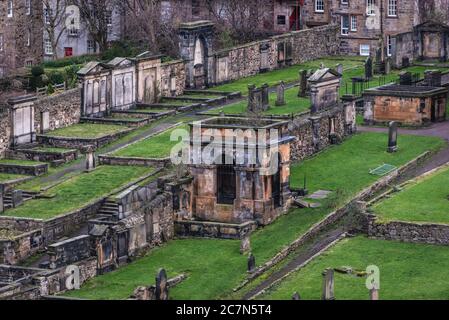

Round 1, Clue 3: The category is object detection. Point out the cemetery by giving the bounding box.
[1,17,449,302]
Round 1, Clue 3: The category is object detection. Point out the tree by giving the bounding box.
[42,0,69,60]
[418,0,449,24]
[71,0,118,53]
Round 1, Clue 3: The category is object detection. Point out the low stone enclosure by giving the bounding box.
[364,164,449,246]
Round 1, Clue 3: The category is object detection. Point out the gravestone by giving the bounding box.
[261,83,270,110]
[240,234,251,255]
[336,63,343,75]
[275,81,286,106]
[85,151,96,172]
[155,268,169,300]
[292,292,301,300]
[365,57,373,79]
[12,190,23,208]
[247,253,256,273]
[402,57,410,68]
[40,111,50,134]
[247,84,257,112]
[399,72,412,85]
[385,58,392,75]
[298,70,308,97]
[387,121,398,153]
[321,268,335,300]
[247,84,267,113]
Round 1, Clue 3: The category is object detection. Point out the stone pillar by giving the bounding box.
[321,268,335,300]
[155,268,169,300]
[298,70,307,97]
[275,81,286,106]
[12,190,23,208]
[247,253,256,273]
[261,83,270,111]
[365,56,373,79]
[82,145,96,172]
[387,121,398,153]
[370,288,379,300]
[341,95,357,135]
[247,84,256,112]
[310,117,321,151]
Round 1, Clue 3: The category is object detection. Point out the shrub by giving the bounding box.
[46,83,55,95]
[31,66,45,77]
[41,54,98,69]
[48,71,65,85]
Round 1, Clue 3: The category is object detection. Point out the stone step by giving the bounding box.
[98,209,119,215]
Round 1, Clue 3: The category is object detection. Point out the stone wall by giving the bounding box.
[0,229,43,265]
[368,217,449,245]
[160,60,186,97]
[48,235,92,269]
[0,107,11,157]
[208,25,340,86]
[175,220,256,240]
[34,88,81,134]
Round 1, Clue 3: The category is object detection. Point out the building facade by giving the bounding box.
[0,0,44,77]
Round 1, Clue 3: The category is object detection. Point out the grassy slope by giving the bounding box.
[211,57,365,93]
[0,173,28,183]
[261,236,449,300]
[3,166,153,220]
[113,124,189,159]
[45,123,127,139]
[290,132,446,196]
[64,132,444,300]
[372,166,449,224]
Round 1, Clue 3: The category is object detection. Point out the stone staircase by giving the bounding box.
[97,199,120,218]
[4,190,39,209]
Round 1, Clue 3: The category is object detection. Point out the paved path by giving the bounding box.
[243,228,345,300]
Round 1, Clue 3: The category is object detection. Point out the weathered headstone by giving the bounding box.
[321,268,335,300]
[247,84,256,112]
[385,58,392,75]
[240,234,251,255]
[402,56,410,68]
[292,292,301,300]
[275,81,286,106]
[261,83,270,110]
[298,70,307,97]
[11,189,23,208]
[82,145,96,172]
[336,64,343,75]
[247,253,256,273]
[387,121,398,153]
[399,71,412,85]
[155,268,169,300]
[365,56,373,79]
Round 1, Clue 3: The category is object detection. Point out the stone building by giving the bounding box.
[0,0,44,77]
[363,82,448,126]
[188,117,294,226]
[393,21,449,67]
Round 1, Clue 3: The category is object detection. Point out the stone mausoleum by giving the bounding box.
[363,83,448,126]
[188,117,295,226]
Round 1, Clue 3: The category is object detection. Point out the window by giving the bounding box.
[341,15,349,35]
[192,0,200,16]
[341,0,349,4]
[360,44,370,56]
[0,34,3,51]
[7,1,13,18]
[351,16,357,31]
[388,0,397,16]
[387,35,393,56]
[26,60,33,67]
[25,0,31,15]
[44,39,53,55]
[68,27,79,37]
[367,0,375,15]
[277,15,286,25]
[87,40,96,53]
[315,0,324,12]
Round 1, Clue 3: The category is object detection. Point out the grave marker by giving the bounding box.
[12,190,23,208]
[155,268,169,300]
[365,56,373,79]
[248,253,256,273]
[292,292,301,300]
[298,70,307,97]
[240,234,251,255]
[275,81,286,106]
[322,268,335,300]
[387,121,398,153]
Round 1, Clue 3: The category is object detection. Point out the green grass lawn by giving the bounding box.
[212,56,365,93]
[0,172,29,183]
[32,147,75,153]
[290,132,446,197]
[210,86,310,116]
[45,123,128,139]
[372,165,449,224]
[2,165,153,220]
[64,132,444,300]
[260,236,449,300]
[112,124,189,159]
[0,159,46,165]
